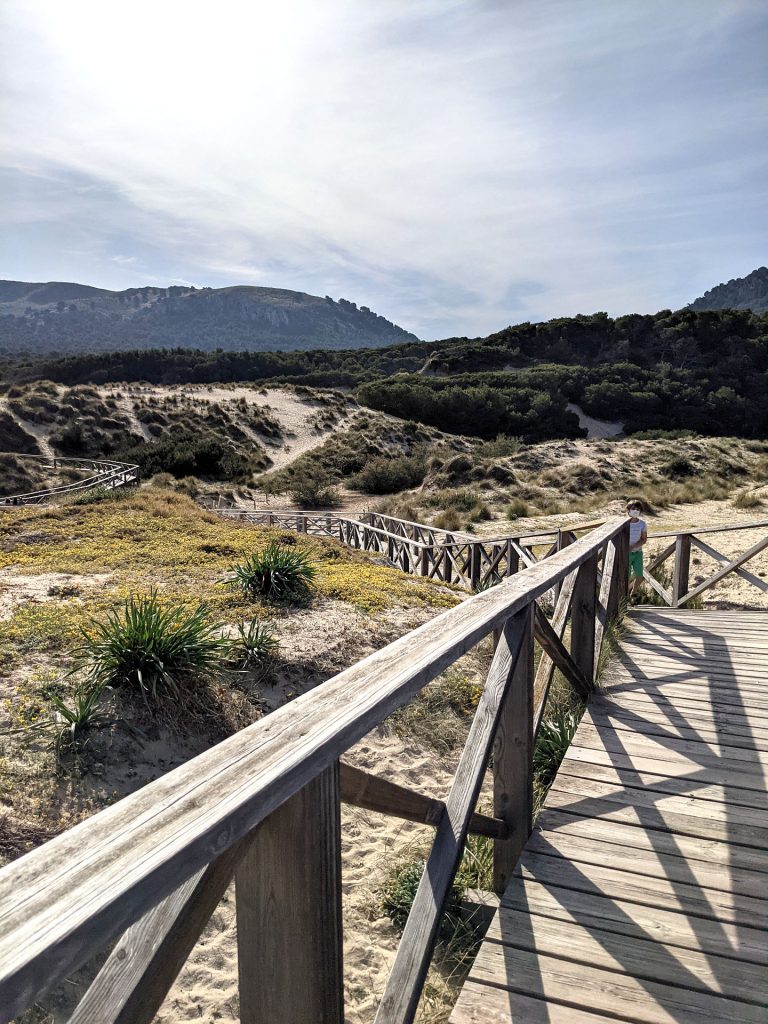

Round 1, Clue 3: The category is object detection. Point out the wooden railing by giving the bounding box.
[0,453,140,506]
[643,519,768,606]
[0,518,629,1024]
[216,508,606,590]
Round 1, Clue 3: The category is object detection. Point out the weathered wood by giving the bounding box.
[690,535,768,593]
[532,568,578,735]
[236,765,343,1024]
[0,518,627,1023]
[570,551,598,687]
[671,532,691,606]
[339,762,508,839]
[483,908,766,1005]
[374,609,530,1024]
[68,840,248,1024]
[492,607,534,894]
[499,875,768,963]
[533,603,591,698]
[646,539,676,574]
[641,566,672,605]
[678,534,768,605]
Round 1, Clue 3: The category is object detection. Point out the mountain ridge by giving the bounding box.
[0,279,420,353]
[688,266,768,314]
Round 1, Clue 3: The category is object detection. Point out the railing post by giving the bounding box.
[492,604,534,893]
[236,764,344,1024]
[570,551,599,687]
[672,534,691,607]
[469,543,481,590]
[420,545,433,578]
[610,522,630,620]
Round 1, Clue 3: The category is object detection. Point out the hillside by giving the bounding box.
[8,307,767,440]
[689,266,768,313]
[0,280,419,353]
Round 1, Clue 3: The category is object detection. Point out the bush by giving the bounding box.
[286,474,339,508]
[506,497,530,520]
[228,620,280,676]
[68,485,130,506]
[349,453,427,494]
[533,710,580,789]
[660,456,697,479]
[72,592,229,700]
[475,435,521,458]
[224,543,318,603]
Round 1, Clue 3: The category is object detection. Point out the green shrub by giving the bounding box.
[433,509,463,532]
[224,543,318,603]
[506,497,530,520]
[69,485,130,506]
[286,474,339,508]
[72,592,229,700]
[228,620,280,675]
[349,453,427,494]
[533,710,579,789]
[380,856,464,937]
[660,455,697,479]
[475,435,520,458]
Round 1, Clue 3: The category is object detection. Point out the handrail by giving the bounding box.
[0,453,140,506]
[0,517,629,1024]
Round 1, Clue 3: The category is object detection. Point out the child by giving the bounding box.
[626,500,648,599]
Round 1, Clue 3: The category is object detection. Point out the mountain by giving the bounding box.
[0,280,420,353]
[688,267,768,314]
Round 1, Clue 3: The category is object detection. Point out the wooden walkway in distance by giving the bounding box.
[451,608,768,1024]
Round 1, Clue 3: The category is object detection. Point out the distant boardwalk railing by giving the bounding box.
[0,518,630,1024]
[0,453,140,506]
[216,508,768,604]
[214,507,607,590]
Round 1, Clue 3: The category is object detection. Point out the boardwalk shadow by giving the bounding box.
[471,611,768,1022]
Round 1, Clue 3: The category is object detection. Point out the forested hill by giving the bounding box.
[688,267,768,314]
[6,308,768,440]
[0,280,419,352]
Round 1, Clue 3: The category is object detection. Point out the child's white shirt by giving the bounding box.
[629,518,646,546]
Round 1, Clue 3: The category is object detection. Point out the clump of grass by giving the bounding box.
[388,671,481,752]
[228,620,280,677]
[533,709,579,790]
[506,497,529,520]
[732,489,763,510]
[72,591,229,701]
[475,435,520,458]
[3,673,115,758]
[224,542,318,603]
[68,485,131,506]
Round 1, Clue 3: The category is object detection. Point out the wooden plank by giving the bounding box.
[560,749,768,809]
[607,679,768,709]
[546,778,768,846]
[339,762,507,839]
[532,604,591,698]
[535,807,768,874]
[483,908,766,1005]
[589,701,768,748]
[0,518,627,1022]
[528,824,768,897]
[605,689,768,724]
[493,608,533,893]
[689,536,768,593]
[570,720,768,773]
[641,568,672,605]
[236,765,343,1024]
[467,945,766,1024]
[532,567,578,732]
[374,610,530,1024]
[678,534,768,604]
[570,552,598,684]
[516,848,767,927]
[500,876,768,964]
[671,533,691,606]
[593,538,617,670]
[68,840,247,1024]
[646,540,676,573]
[451,981,629,1023]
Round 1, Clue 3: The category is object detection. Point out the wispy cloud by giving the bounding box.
[1,0,766,338]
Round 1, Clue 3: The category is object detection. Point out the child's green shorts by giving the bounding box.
[629,551,644,578]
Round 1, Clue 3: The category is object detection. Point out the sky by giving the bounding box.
[1,0,766,340]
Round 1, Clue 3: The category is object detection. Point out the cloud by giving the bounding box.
[1,0,766,338]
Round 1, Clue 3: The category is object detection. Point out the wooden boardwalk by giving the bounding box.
[452,608,768,1024]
